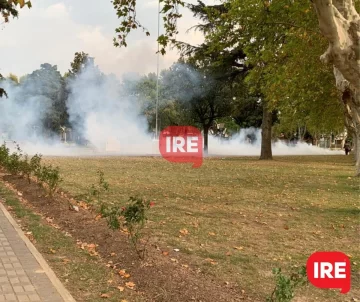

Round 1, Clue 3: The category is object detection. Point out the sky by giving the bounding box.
[0,0,217,79]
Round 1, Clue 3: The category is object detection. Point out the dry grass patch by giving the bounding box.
[44,155,360,301]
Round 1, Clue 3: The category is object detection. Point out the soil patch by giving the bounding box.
[2,173,251,302]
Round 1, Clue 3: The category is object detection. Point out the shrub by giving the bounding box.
[0,142,61,197]
[37,165,62,196]
[0,143,10,166]
[101,196,154,259]
[88,170,109,205]
[6,144,23,175]
[29,153,42,178]
[19,154,32,183]
[266,266,308,302]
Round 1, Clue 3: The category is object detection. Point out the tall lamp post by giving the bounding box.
[155,0,161,139]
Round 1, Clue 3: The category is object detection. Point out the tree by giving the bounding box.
[170,2,275,158]
[7,73,19,84]
[111,0,359,173]
[67,51,94,77]
[131,73,159,131]
[66,52,104,143]
[0,0,31,22]
[112,0,182,54]
[22,63,68,133]
[1,0,31,98]
[178,1,344,158]
[0,74,7,98]
[177,1,277,159]
[162,63,233,153]
[312,0,360,175]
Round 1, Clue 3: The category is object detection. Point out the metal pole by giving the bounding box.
[155,0,160,139]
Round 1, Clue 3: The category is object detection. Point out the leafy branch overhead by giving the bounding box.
[112,0,184,54]
[0,0,31,22]
[0,0,32,98]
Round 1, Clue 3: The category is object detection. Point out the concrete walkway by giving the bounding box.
[0,202,75,302]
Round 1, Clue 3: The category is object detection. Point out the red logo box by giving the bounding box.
[159,126,203,168]
[307,251,351,294]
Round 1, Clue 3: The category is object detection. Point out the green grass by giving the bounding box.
[43,155,360,301]
[0,184,141,302]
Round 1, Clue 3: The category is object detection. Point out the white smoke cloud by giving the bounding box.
[0,64,342,158]
[208,129,342,156]
[0,80,50,141]
[65,64,158,155]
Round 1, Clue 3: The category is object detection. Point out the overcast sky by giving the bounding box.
[0,0,217,79]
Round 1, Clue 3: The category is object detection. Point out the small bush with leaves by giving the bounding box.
[101,196,154,259]
[0,142,61,197]
[0,143,10,166]
[29,153,42,178]
[19,154,32,183]
[88,170,109,205]
[6,144,23,175]
[37,165,62,196]
[266,266,308,302]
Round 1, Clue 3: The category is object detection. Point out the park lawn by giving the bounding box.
[0,182,143,302]
[44,155,360,301]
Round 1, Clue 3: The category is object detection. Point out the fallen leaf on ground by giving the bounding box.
[100,293,110,298]
[117,286,125,292]
[125,281,135,290]
[205,258,218,265]
[70,205,79,212]
[179,228,189,236]
[78,201,89,209]
[233,246,243,251]
[118,270,131,278]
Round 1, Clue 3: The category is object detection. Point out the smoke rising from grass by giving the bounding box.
[65,65,157,155]
[0,65,342,157]
[208,129,342,156]
[0,79,51,142]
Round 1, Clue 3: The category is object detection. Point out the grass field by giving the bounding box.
[43,155,360,301]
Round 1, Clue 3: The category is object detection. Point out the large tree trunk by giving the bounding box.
[353,132,359,162]
[260,103,273,160]
[354,133,360,174]
[313,0,360,176]
[203,125,209,155]
[346,112,360,170]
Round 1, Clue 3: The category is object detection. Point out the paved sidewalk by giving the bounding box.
[0,202,75,302]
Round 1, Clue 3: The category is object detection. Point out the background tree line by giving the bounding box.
[0,0,349,159]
